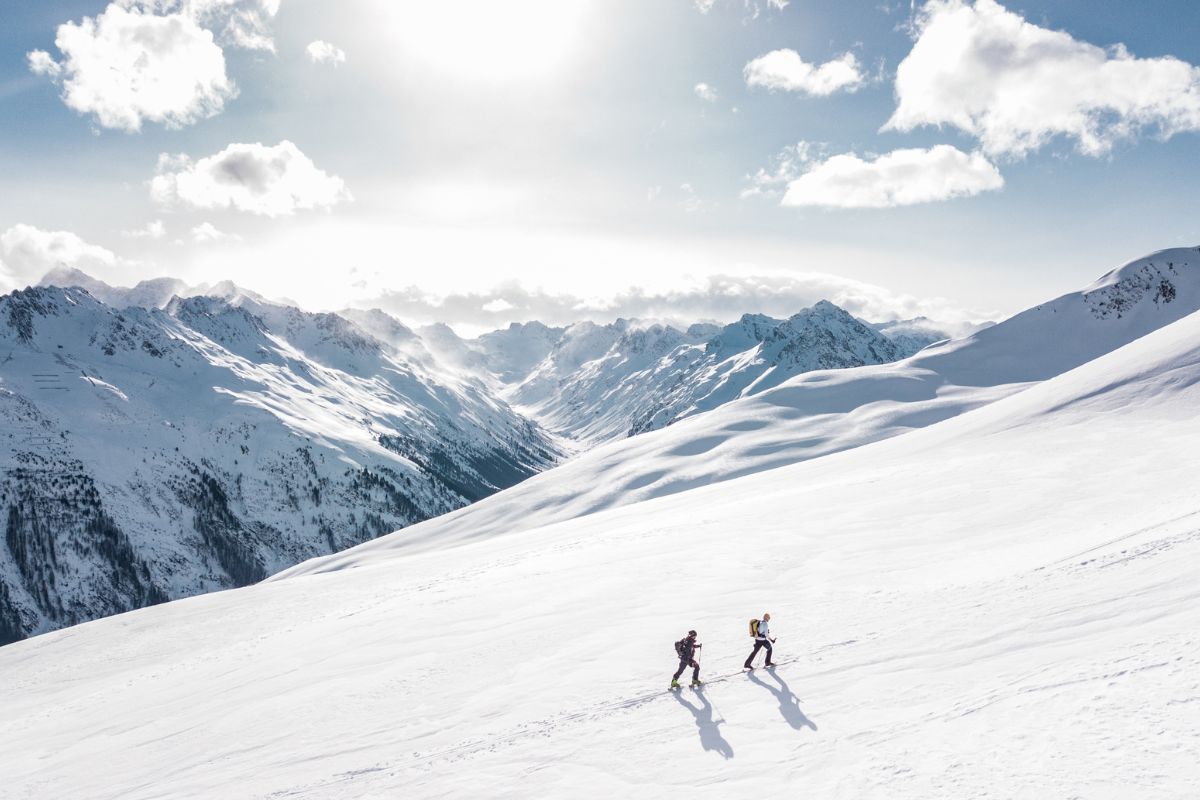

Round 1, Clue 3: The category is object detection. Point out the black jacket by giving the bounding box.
[677,636,699,662]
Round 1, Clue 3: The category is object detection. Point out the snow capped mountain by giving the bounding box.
[284,248,1200,563]
[4,250,1189,646]
[38,267,259,311]
[495,301,919,443]
[0,285,560,644]
[4,267,1199,797]
[2,269,952,643]
[474,320,565,383]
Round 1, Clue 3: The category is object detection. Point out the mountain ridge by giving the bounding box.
[0,284,560,644]
[1,274,948,642]
[278,246,1200,571]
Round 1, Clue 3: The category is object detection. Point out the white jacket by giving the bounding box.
[757,619,771,640]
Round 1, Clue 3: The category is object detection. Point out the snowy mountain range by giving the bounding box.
[2,247,1198,798]
[289,247,1200,561]
[0,282,559,645]
[484,302,925,443]
[0,270,951,643]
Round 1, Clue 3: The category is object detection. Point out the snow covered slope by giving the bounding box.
[283,247,1200,563]
[0,270,970,643]
[3,295,1200,798]
[0,286,559,644]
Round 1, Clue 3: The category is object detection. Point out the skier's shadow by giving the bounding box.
[746,669,817,732]
[672,689,734,759]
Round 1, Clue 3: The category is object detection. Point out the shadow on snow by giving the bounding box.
[672,688,734,759]
[746,668,818,732]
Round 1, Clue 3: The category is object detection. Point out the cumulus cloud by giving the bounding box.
[122,220,167,239]
[121,1,279,51]
[780,145,1003,209]
[27,1,279,132]
[744,50,864,95]
[150,140,351,217]
[694,82,719,102]
[190,221,238,242]
[27,4,235,132]
[887,0,1200,158]
[26,50,62,78]
[0,224,119,292]
[306,40,346,66]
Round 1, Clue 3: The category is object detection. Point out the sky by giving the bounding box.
[1,0,1199,333]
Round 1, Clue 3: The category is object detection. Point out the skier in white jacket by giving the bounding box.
[744,612,776,670]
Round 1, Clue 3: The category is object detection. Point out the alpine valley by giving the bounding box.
[0,267,960,643]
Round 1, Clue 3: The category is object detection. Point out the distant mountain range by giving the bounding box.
[0,267,960,643]
[320,247,1199,561]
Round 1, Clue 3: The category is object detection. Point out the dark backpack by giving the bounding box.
[674,638,687,658]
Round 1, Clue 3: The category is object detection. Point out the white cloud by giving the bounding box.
[780,145,1003,209]
[480,298,515,314]
[0,224,119,291]
[191,222,238,243]
[27,3,236,132]
[150,141,351,217]
[742,141,825,198]
[192,0,280,52]
[307,40,346,66]
[694,82,719,102]
[122,220,167,239]
[26,50,62,78]
[27,1,280,131]
[744,49,864,96]
[887,0,1200,158]
[128,1,280,51]
[359,271,978,332]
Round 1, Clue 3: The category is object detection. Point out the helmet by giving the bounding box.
[687,630,697,637]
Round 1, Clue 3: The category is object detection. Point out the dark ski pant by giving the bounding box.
[744,638,773,668]
[673,658,700,682]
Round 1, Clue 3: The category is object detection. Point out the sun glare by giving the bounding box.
[382,0,593,82]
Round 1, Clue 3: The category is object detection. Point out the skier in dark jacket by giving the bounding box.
[744,612,776,670]
[671,630,702,689]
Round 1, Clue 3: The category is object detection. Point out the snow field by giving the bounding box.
[3,305,1200,797]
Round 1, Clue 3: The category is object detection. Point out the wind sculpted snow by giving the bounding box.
[3,295,1200,798]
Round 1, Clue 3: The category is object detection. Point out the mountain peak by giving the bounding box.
[38,265,108,293]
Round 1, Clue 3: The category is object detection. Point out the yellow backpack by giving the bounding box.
[749,619,759,637]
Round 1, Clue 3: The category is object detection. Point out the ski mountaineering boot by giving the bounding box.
[670,679,681,689]
[691,679,703,688]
